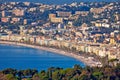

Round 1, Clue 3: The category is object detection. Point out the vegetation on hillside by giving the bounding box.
[0,64,120,80]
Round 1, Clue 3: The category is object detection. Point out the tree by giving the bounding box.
[93,71,103,80]
[31,69,38,76]
[52,71,61,80]
[5,74,18,80]
[2,68,17,76]
[79,74,88,80]
[73,64,82,71]
[23,69,32,77]
[17,70,23,80]
[39,70,48,80]
[1,63,120,80]
[32,73,40,80]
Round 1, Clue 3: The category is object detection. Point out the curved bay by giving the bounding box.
[0,44,85,71]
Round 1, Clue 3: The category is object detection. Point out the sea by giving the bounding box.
[0,44,85,71]
[0,0,119,4]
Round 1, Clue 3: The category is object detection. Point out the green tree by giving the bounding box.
[52,71,61,80]
[79,74,88,80]
[39,70,48,80]
[2,68,17,76]
[31,69,38,76]
[93,71,103,80]
[17,70,23,80]
[23,69,32,76]
[5,74,18,80]
[32,73,40,80]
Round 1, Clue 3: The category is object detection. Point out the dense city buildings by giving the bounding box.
[0,1,120,66]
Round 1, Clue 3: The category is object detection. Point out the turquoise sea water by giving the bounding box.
[0,44,85,71]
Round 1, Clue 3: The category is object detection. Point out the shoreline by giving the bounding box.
[0,41,102,67]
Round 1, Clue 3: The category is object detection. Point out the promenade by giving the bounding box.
[0,41,102,67]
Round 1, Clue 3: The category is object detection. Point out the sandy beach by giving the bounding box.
[0,41,102,67]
